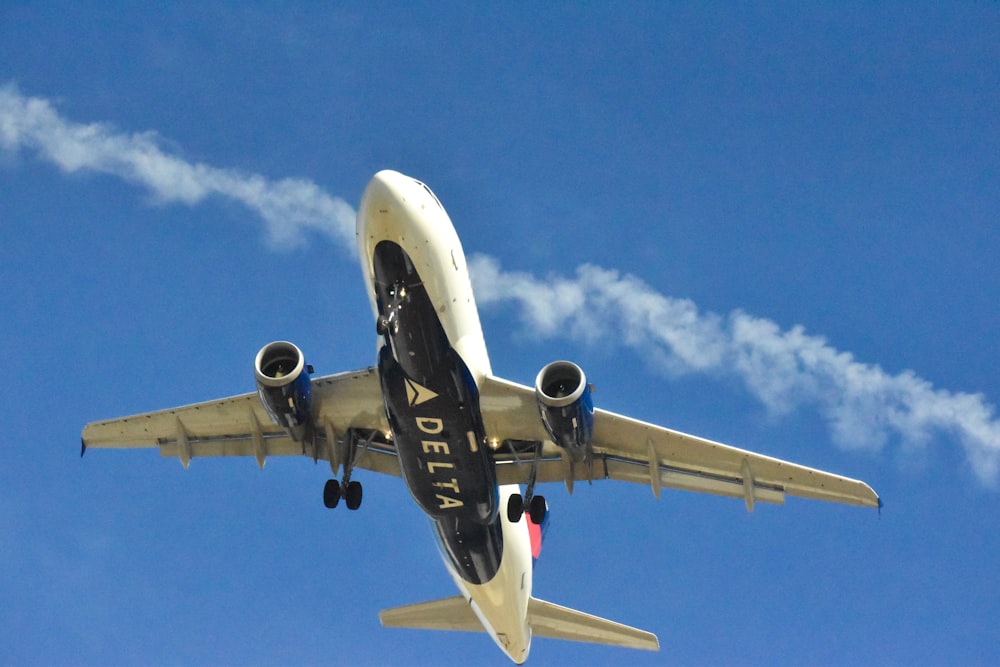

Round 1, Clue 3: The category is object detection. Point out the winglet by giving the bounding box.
[80,438,87,458]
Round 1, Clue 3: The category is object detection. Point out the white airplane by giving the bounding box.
[82,170,880,663]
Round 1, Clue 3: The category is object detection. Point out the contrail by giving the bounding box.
[469,256,1000,486]
[0,83,355,250]
[4,84,998,486]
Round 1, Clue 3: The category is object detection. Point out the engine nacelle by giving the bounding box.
[534,360,594,462]
[254,341,313,441]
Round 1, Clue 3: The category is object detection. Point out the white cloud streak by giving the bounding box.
[469,256,1000,486]
[0,83,355,249]
[4,84,998,486]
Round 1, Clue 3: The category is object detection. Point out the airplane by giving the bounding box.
[82,169,881,664]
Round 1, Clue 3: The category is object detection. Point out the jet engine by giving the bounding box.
[254,341,313,441]
[534,360,594,462]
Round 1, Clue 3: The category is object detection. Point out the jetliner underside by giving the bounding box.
[82,170,880,664]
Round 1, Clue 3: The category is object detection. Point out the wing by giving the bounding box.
[479,375,880,510]
[81,367,401,478]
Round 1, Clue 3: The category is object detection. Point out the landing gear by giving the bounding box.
[323,479,341,508]
[528,494,547,524]
[506,493,523,523]
[506,440,547,524]
[322,429,372,512]
[376,282,407,337]
[506,492,547,524]
[345,480,363,510]
[323,477,363,511]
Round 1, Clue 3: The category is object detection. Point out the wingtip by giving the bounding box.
[80,438,87,458]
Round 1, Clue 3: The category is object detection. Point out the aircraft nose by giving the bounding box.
[365,169,408,203]
[357,170,408,229]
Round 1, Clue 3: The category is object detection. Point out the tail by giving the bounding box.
[379,595,659,651]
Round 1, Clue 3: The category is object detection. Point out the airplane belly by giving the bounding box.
[431,515,503,585]
[373,239,499,521]
[360,171,515,604]
[379,343,498,525]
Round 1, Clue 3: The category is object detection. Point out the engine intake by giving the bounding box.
[254,341,313,441]
[534,360,594,461]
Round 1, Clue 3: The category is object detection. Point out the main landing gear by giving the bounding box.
[323,478,362,510]
[322,429,370,511]
[507,492,547,525]
[506,440,547,525]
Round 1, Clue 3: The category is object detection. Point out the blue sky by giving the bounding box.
[2,4,997,665]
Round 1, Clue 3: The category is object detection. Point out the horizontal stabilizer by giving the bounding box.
[379,595,483,633]
[381,595,659,652]
[528,597,659,651]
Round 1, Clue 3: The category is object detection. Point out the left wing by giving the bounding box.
[479,375,880,511]
[82,367,401,477]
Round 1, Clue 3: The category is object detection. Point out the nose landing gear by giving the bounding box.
[376,282,408,337]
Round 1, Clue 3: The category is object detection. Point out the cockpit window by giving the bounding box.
[418,181,444,211]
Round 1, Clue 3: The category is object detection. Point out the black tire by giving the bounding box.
[323,479,341,509]
[376,318,387,336]
[528,495,547,524]
[346,480,363,510]
[506,493,523,523]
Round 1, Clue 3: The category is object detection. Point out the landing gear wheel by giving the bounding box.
[528,495,547,524]
[506,493,524,523]
[345,480,363,510]
[323,479,341,509]
[376,316,399,336]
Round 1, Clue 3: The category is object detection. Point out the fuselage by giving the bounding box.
[357,170,533,663]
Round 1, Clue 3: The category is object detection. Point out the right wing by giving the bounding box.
[81,367,401,477]
[480,375,879,510]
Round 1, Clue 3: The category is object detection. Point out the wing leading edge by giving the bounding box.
[479,375,880,511]
[81,368,401,478]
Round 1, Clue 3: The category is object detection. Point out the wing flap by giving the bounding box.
[602,456,786,505]
[158,435,302,460]
[495,458,569,486]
